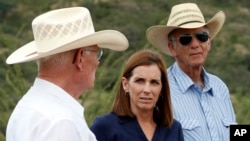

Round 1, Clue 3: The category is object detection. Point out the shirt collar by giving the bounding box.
[172,62,213,95]
[34,78,84,116]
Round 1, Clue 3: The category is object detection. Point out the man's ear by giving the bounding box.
[168,42,177,56]
[207,38,211,51]
[74,48,84,71]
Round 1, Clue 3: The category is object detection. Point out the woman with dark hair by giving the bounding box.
[90,50,183,141]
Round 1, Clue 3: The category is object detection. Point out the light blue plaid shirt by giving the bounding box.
[167,62,236,141]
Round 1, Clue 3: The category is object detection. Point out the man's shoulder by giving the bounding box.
[205,72,227,86]
[167,64,176,79]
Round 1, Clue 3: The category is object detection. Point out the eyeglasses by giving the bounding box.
[72,47,103,64]
[84,47,103,61]
[174,31,209,46]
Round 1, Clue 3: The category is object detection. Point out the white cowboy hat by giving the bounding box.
[146,3,225,56]
[6,7,129,64]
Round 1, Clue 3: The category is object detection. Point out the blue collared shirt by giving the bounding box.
[167,62,236,141]
[90,112,184,141]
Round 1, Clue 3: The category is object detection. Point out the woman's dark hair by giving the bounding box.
[111,50,173,127]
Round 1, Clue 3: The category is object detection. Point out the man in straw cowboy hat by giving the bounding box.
[6,7,128,141]
[147,3,236,141]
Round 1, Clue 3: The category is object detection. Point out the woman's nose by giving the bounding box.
[143,83,151,94]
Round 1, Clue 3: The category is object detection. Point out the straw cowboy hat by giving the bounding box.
[6,7,129,64]
[146,3,225,56]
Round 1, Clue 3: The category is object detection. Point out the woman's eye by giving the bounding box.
[135,78,144,83]
[151,80,160,85]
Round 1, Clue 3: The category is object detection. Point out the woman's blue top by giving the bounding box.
[90,112,184,141]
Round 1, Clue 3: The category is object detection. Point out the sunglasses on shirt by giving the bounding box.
[175,31,209,46]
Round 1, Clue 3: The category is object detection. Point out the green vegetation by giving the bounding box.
[1,0,249,140]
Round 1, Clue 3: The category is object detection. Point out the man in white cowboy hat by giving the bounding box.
[147,3,236,141]
[6,7,128,141]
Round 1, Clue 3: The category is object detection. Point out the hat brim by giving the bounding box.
[6,30,129,64]
[146,11,225,56]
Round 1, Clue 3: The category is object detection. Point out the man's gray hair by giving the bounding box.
[37,50,75,70]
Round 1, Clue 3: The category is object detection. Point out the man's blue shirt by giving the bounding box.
[167,62,236,141]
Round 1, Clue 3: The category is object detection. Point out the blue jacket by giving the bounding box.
[90,112,184,141]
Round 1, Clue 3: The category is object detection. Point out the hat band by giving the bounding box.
[178,21,203,26]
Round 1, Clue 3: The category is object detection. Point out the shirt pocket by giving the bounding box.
[180,119,202,141]
[221,118,236,128]
[220,118,236,140]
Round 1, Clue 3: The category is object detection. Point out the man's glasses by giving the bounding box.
[84,47,103,61]
[72,47,103,64]
[174,31,209,46]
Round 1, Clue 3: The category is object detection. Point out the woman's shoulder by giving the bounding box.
[90,113,117,131]
[93,112,118,123]
[172,119,182,128]
[160,119,182,130]
[90,112,127,135]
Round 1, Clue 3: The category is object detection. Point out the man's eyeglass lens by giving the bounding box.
[178,31,209,46]
[96,49,103,61]
[84,48,103,61]
[72,48,103,64]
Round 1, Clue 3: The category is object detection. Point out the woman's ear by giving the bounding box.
[121,77,128,92]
